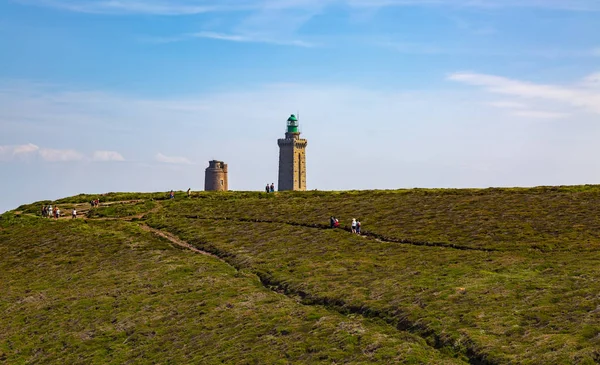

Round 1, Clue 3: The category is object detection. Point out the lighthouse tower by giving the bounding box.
[277,114,307,191]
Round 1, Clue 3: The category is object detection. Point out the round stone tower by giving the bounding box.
[205,160,228,191]
[277,114,307,191]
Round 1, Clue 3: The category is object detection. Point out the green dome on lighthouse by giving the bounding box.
[287,114,299,133]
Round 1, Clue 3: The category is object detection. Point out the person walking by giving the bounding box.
[270,183,275,193]
[72,208,77,219]
[187,188,191,198]
[351,218,357,234]
[330,216,335,228]
[356,219,361,235]
[265,184,270,193]
[48,205,53,219]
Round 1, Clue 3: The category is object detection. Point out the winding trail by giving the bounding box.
[139,224,221,260]
[183,215,498,253]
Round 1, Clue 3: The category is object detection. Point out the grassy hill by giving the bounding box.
[2,186,600,364]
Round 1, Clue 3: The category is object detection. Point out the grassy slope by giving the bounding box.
[6,185,600,364]
[156,187,600,252]
[0,215,462,364]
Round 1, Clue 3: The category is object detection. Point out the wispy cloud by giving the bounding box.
[17,0,600,14]
[380,41,600,58]
[189,31,314,47]
[93,150,125,162]
[0,143,127,163]
[38,148,85,162]
[486,101,528,109]
[14,0,249,15]
[449,72,600,115]
[485,101,568,119]
[0,143,39,161]
[155,153,192,165]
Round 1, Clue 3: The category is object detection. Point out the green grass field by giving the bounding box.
[3,186,600,364]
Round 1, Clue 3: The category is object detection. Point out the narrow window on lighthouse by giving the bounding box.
[298,154,301,188]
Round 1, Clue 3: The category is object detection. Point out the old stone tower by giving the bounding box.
[277,114,307,191]
[205,160,228,191]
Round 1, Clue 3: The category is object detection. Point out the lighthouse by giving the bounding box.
[277,114,307,191]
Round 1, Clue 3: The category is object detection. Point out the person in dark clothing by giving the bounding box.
[270,183,275,193]
[330,216,335,228]
[265,184,270,193]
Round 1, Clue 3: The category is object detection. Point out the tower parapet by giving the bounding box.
[277,114,307,191]
[205,160,228,191]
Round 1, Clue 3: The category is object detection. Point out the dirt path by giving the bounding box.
[139,224,222,260]
[182,215,496,253]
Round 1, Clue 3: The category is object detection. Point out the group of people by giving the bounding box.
[41,205,60,219]
[90,199,100,207]
[265,183,275,193]
[42,204,78,219]
[329,216,362,234]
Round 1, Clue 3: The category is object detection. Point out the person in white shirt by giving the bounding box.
[351,218,357,233]
[72,208,77,219]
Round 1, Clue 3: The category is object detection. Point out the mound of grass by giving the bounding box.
[0,218,463,364]
[157,187,600,252]
[86,201,157,219]
[5,186,600,364]
[144,216,600,364]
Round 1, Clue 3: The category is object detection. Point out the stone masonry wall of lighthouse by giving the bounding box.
[205,160,228,191]
[278,134,307,191]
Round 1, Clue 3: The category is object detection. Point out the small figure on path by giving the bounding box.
[356,219,361,235]
[270,183,275,193]
[72,208,77,219]
[351,218,357,234]
[187,188,191,198]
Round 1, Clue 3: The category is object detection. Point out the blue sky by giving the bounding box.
[1,0,600,212]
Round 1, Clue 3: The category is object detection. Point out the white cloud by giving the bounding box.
[0,143,40,161]
[38,148,84,162]
[512,110,569,119]
[18,0,600,14]
[15,0,242,15]
[449,72,600,114]
[581,72,600,88]
[487,101,528,109]
[155,153,192,165]
[93,150,125,162]
[189,31,314,47]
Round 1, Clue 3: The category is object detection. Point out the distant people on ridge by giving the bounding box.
[351,218,357,234]
[72,208,77,219]
[356,219,361,235]
[187,188,191,198]
[169,190,175,199]
[270,183,275,193]
[265,184,270,193]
